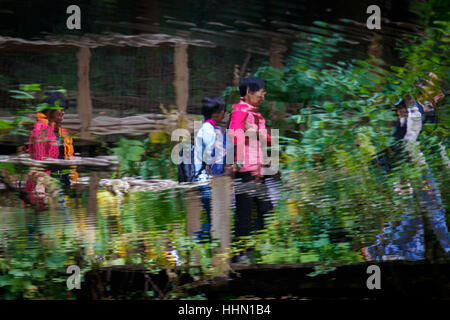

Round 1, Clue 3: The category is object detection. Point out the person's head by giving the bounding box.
[39,92,67,125]
[239,77,266,107]
[50,109,65,127]
[394,98,408,118]
[201,97,226,122]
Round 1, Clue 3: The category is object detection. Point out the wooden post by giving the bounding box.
[269,38,287,71]
[88,172,98,215]
[269,38,287,130]
[86,172,98,256]
[185,189,202,237]
[76,47,93,140]
[185,188,202,265]
[368,33,385,67]
[84,214,97,256]
[173,43,189,128]
[210,176,232,274]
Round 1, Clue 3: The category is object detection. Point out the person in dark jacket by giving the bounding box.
[364,82,449,261]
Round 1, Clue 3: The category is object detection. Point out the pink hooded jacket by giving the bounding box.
[228,100,271,176]
[28,112,59,160]
[24,113,59,210]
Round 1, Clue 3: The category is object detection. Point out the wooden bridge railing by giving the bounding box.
[0,154,232,273]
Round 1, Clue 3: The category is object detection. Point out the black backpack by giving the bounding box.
[177,144,205,183]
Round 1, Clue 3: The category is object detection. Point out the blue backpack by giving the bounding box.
[210,129,228,175]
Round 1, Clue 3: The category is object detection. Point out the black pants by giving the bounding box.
[50,170,71,191]
[233,172,273,239]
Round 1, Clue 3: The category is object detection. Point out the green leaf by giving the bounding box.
[36,103,63,112]
[8,269,28,277]
[31,269,46,279]
[20,84,41,92]
[45,255,67,269]
[0,120,14,129]
[9,90,35,99]
[0,275,12,287]
[323,102,335,113]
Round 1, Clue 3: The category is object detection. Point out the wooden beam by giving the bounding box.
[210,176,232,274]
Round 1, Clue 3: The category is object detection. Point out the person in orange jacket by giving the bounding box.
[26,91,77,204]
[45,92,78,189]
[51,105,79,187]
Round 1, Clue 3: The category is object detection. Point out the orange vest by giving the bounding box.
[56,126,78,182]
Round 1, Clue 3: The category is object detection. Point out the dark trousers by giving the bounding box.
[233,172,273,239]
[196,185,212,242]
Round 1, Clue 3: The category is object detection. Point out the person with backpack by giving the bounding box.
[228,77,274,263]
[188,97,229,241]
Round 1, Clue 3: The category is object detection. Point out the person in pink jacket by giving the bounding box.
[228,77,274,263]
[229,78,271,177]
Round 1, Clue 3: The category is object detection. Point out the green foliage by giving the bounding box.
[35,102,64,113]
[112,138,145,176]
[4,84,68,136]
[0,120,15,130]
[221,85,240,107]
[112,136,177,179]
[180,293,207,300]
[0,215,80,299]
[8,90,35,100]
[221,1,449,268]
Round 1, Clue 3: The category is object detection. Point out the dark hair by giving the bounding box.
[239,77,266,97]
[201,97,226,120]
[393,98,407,110]
[40,91,68,110]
